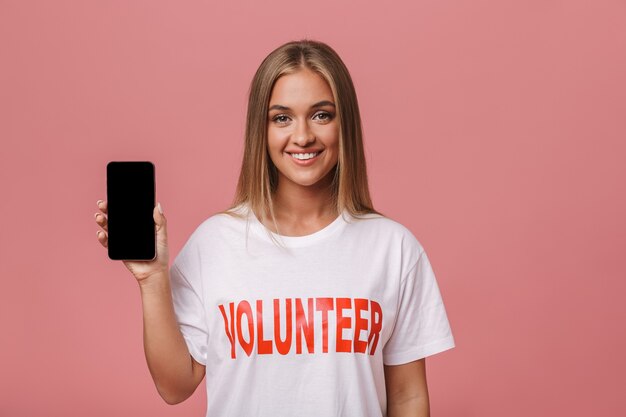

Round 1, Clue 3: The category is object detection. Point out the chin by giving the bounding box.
[291,178,322,187]
[288,172,334,188]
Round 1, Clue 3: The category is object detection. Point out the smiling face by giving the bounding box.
[267,68,340,192]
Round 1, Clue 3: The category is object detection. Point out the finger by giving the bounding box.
[154,203,167,235]
[97,199,108,214]
[94,212,108,232]
[96,230,108,248]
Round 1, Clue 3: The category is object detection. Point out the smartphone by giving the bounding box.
[106,161,156,261]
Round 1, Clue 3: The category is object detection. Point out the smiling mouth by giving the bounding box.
[287,150,323,161]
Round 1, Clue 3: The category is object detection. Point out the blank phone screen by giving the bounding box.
[106,161,156,261]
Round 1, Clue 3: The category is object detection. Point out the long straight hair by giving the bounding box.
[218,39,384,244]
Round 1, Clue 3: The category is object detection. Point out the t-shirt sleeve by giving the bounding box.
[169,241,209,366]
[382,248,455,365]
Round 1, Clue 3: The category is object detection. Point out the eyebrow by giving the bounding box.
[268,100,336,111]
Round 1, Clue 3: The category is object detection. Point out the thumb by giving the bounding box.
[154,202,167,233]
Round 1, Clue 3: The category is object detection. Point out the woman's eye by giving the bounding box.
[271,112,334,124]
[314,112,334,122]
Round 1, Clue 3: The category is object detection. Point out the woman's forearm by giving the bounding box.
[139,271,196,404]
[387,394,430,417]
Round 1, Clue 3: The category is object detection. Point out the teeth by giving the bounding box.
[290,152,319,160]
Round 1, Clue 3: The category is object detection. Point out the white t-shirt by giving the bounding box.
[169,203,455,417]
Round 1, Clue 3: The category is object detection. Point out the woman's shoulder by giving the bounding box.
[349,210,417,235]
[184,204,250,242]
[172,206,249,268]
[348,211,426,255]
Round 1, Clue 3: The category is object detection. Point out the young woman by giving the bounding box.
[95,39,455,417]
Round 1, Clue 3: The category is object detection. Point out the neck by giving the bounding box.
[271,172,337,221]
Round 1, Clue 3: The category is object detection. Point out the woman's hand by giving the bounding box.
[95,199,170,284]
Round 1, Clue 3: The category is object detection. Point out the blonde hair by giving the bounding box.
[218,38,384,244]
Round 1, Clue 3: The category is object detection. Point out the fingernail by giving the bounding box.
[158,202,163,214]
[96,231,101,237]
[97,200,103,206]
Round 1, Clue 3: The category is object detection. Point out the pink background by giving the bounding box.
[1,1,624,416]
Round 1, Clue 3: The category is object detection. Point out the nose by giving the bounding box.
[292,119,315,146]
